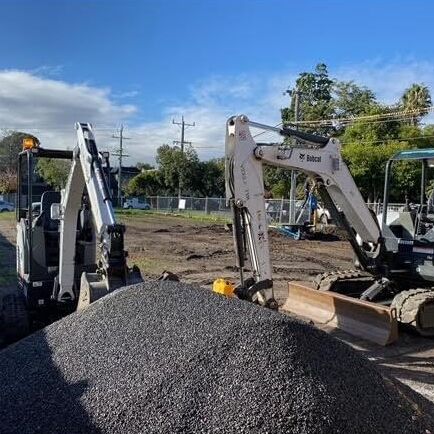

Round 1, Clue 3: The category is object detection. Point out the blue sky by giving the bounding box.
[0,0,433,163]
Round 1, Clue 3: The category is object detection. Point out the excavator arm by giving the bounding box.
[226,115,401,345]
[226,115,383,305]
[56,123,140,307]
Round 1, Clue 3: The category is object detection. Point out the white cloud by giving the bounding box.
[112,90,140,99]
[0,69,136,153]
[30,65,64,77]
[127,74,291,163]
[335,59,434,104]
[1,60,434,166]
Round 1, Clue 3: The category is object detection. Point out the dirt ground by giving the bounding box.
[121,212,352,304]
[1,211,433,420]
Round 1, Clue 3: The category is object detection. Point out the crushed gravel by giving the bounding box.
[0,281,429,433]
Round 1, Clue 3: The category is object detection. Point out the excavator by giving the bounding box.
[225,114,434,345]
[3,123,141,343]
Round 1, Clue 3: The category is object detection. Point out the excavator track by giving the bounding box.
[314,269,375,294]
[391,288,434,336]
[315,271,434,336]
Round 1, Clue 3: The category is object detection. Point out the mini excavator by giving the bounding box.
[225,114,434,345]
[3,123,141,343]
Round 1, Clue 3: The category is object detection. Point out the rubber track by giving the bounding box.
[391,288,434,336]
[314,269,372,291]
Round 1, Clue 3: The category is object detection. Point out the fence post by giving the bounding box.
[279,197,284,224]
[156,196,159,211]
[205,197,209,214]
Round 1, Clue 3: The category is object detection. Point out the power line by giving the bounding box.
[284,106,434,127]
[112,124,131,206]
[341,133,434,146]
[252,106,434,138]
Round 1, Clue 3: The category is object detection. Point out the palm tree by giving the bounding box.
[401,84,432,125]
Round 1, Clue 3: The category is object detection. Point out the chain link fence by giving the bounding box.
[1,192,407,225]
[129,196,407,225]
[126,196,316,225]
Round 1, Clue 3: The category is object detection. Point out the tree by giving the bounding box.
[0,168,17,194]
[333,81,376,118]
[196,159,225,197]
[156,144,201,195]
[401,84,432,125]
[126,170,162,197]
[263,166,292,198]
[342,141,413,202]
[339,105,402,145]
[36,158,71,191]
[282,63,334,135]
[0,131,38,171]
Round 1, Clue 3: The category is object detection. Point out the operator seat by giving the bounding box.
[40,191,61,267]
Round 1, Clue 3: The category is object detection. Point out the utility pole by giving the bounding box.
[283,88,301,226]
[172,116,195,205]
[112,124,130,207]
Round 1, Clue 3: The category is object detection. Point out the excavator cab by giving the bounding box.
[16,142,74,316]
[381,149,434,283]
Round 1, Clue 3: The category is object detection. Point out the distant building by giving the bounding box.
[109,166,140,205]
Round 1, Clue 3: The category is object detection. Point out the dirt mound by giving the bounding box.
[0,281,428,433]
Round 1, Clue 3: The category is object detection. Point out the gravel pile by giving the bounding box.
[0,281,428,433]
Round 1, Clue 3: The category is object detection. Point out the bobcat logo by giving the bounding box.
[299,153,305,161]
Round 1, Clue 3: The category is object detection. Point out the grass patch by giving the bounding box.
[130,255,175,276]
[0,212,14,222]
[116,209,230,224]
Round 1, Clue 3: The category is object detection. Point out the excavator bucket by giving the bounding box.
[282,281,399,346]
[77,272,111,311]
[77,267,143,311]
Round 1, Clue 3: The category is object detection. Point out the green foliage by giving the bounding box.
[282,63,334,134]
[127,147,225,198]
[156,144,200,195]
[342,141,408,201]
[264,167,292,198]
[196,158,225,197]
[135,67,434,202]
[333,81,376,117]
[401,83,432,125]
[36,158,71,190]
[126,170,162,197]
[277,64,434,200]
[340,105,402,144]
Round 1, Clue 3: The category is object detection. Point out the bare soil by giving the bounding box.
[121,212,353,304]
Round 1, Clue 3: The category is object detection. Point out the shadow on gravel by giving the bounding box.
[0,330,100,434]
[378,355,434,384]
[0,230,16,288]
[0,229,19,348]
